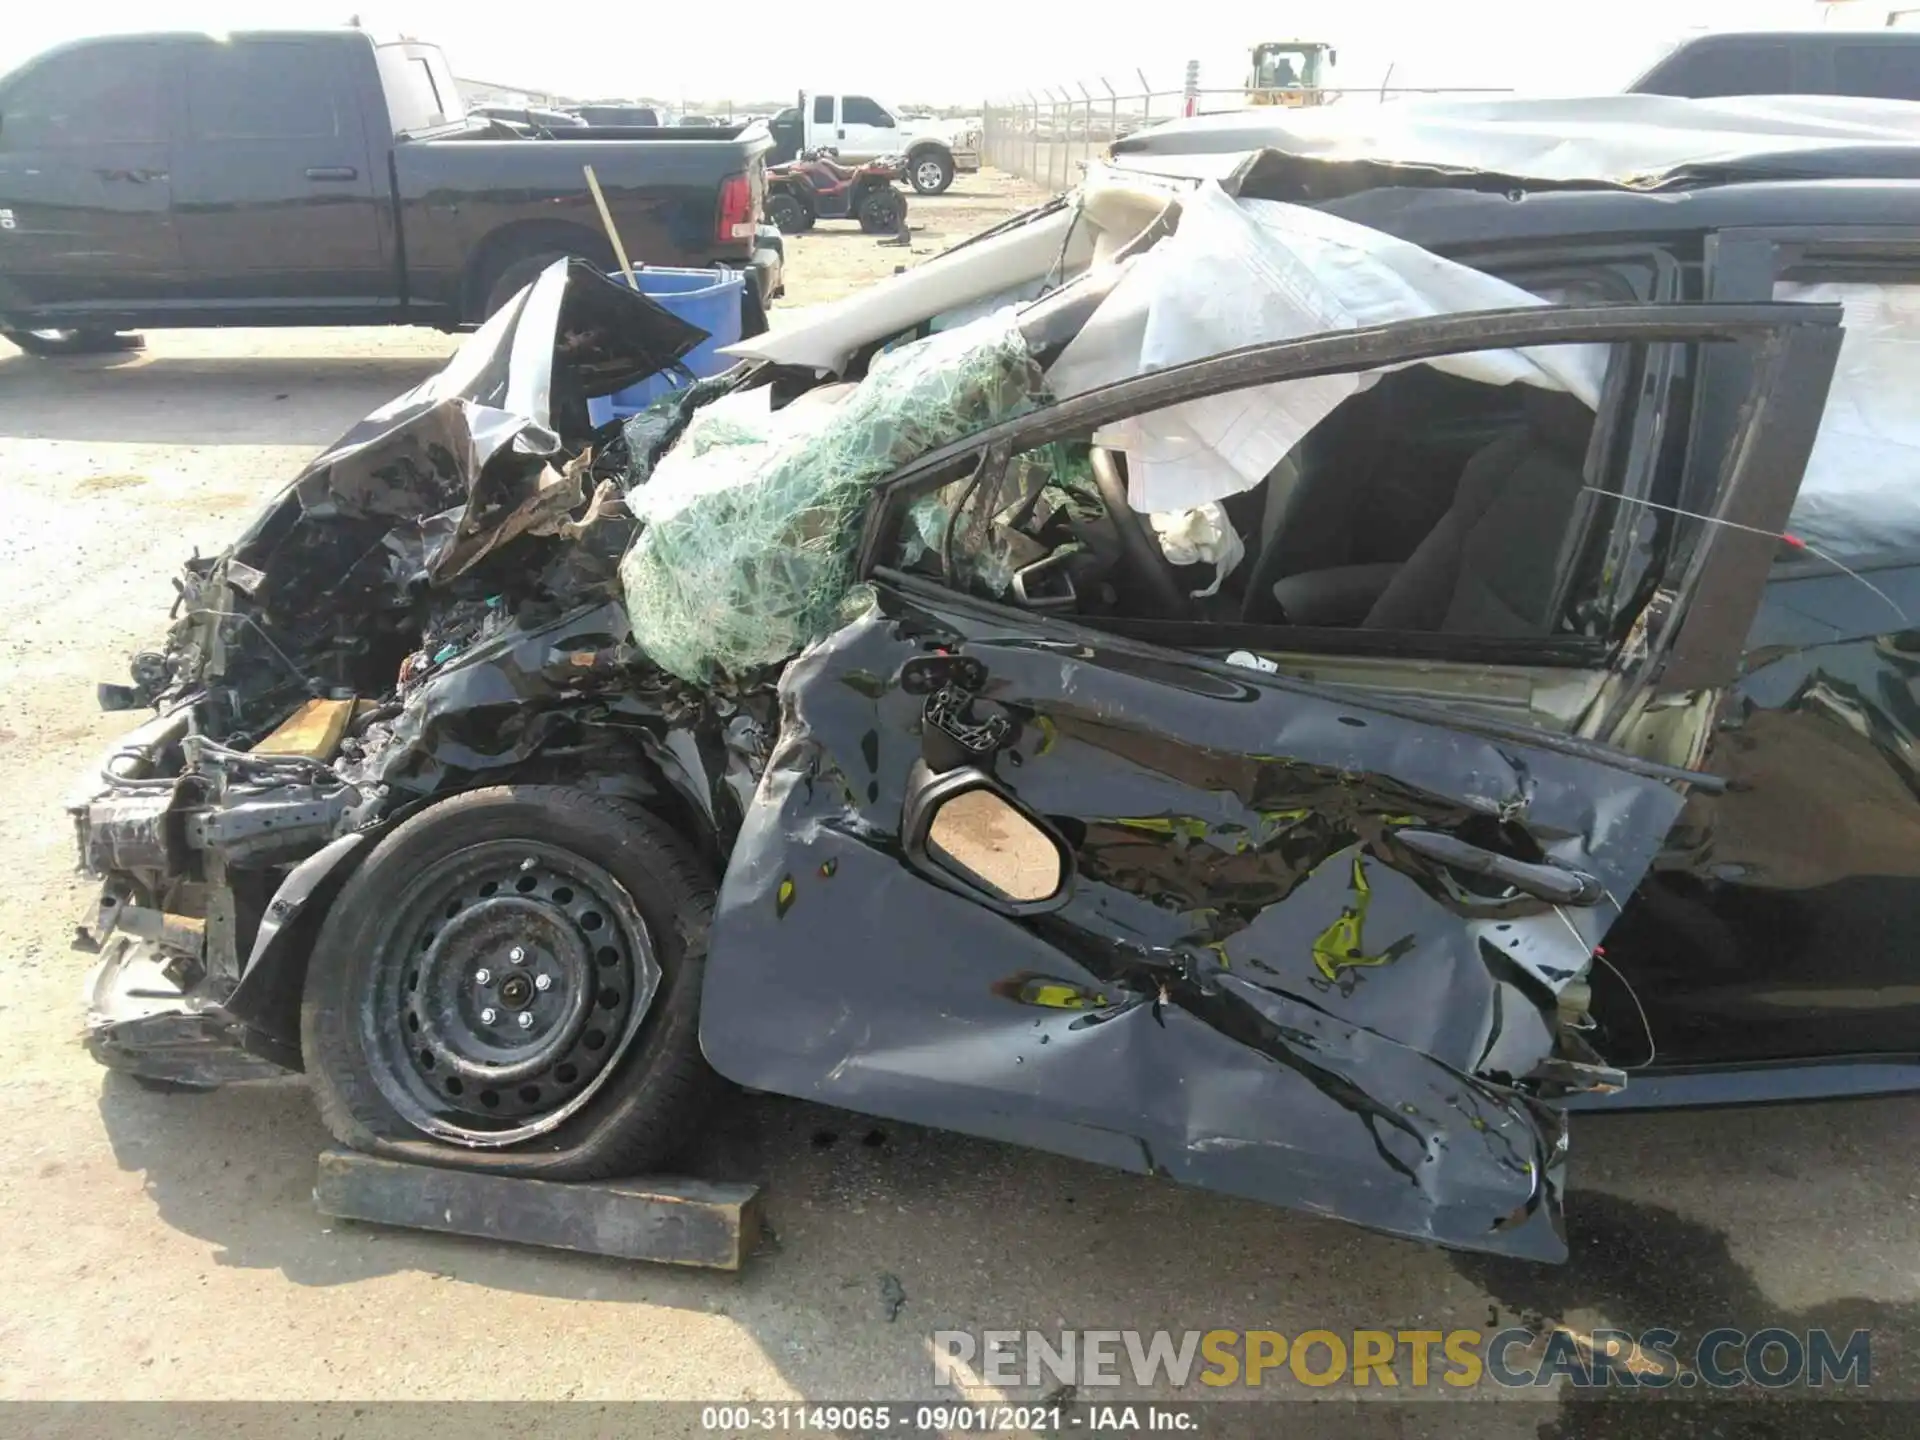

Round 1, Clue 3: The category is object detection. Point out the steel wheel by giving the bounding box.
[359,838,660,1146]
[914,158,947,193]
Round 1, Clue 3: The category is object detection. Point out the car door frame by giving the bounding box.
[833,94,899,160]
[167,34,394,317]
[1582,228,1920,1080]
[860,303,1841,701]
[701,302,1843,1260]
[0,36,184,318]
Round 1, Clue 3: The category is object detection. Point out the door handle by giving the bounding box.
[97,167,165,184]
[1394,830,1603,907]
[304,166,358,181]
[837,128,845,139]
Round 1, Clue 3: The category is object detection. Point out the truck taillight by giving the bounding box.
[717,173,755,242]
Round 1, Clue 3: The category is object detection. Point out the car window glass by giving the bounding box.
[1657,41,1793,97]
[898,343,1636,645]
[414,61,446,121]
[1834,45,1920,102]
[843,96,895,127]
[373,44,447,133]
[1774,279,1920,560]
[0,44,165,148]
[812,96,834,124]
[187,42,342,141]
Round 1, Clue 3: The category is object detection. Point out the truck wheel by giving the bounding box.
[908,148,955,195]
[480,250,581,320]
[300,785,722,1180]
[478,231,616,321]
[858,190,906,234]
[3,328,145,358]
[765,192,811,234]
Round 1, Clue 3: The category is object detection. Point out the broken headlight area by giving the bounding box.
[72,259,775,1085]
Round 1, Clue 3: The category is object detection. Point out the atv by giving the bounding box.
[765,149,909,235]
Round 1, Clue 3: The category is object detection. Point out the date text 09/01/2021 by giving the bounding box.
[699,1405,1197,1433]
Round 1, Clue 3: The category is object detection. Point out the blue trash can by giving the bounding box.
[587,267,745,427]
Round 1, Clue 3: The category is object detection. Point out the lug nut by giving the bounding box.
[474,968,492,985]
[516,1011,535,1029]
[509,946,526,963]
[534,974,552,992]
[480,1007,497,1024]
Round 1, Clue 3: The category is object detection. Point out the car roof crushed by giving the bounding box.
[1109,92,1920,190]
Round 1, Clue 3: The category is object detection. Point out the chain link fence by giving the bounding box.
[982,74,1513,191]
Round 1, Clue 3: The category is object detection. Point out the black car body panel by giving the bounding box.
[701,591,1667,1260]
[0,30,777,334]
[1595,556,1920,1069]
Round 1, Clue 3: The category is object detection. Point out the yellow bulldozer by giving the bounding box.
[1246,41,1337,107]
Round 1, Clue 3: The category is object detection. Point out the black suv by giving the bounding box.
[1630,28,1920,101]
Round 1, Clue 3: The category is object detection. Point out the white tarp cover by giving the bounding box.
[1046,182,1604,512]
[1778,281,1920,561]
[718,176,1179,374]
[1108,94,1920,186]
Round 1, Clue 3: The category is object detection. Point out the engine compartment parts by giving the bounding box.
[71,259,763,1112]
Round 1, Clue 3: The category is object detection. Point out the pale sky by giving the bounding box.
[0,0,1896,108]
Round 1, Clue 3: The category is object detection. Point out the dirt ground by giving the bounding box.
[2,169,1918,1428]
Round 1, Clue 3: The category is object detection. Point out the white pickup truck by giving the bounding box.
[769,93,981,193]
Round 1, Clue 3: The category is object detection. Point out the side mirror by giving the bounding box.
[902,763,1072,912]
[929,789,1061,902]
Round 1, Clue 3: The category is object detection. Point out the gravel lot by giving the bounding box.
[2,168,1916,1431]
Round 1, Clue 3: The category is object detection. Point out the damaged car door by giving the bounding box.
[701,304,1844,1261]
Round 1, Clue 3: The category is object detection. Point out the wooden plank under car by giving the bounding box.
[313,1149,764,1270]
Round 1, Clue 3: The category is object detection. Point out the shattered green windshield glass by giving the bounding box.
[617,311,1043,683]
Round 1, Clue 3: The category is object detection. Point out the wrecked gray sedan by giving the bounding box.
[72,172,1849,1261]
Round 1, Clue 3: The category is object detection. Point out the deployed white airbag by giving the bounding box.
[1045,182,1604,512]
[1776,281,1920,561]
[719,175,1179,375]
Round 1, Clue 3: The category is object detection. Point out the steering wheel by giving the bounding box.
[1089,447,1194,620]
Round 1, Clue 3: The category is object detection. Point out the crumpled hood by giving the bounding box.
[224,260,705,603]
[120,260,708,734]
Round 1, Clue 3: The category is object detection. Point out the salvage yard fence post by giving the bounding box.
[981,67,1516,194]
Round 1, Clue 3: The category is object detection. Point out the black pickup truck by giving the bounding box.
[0,29,781,354]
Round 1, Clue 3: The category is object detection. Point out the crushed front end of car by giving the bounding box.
[71,260,779,1086]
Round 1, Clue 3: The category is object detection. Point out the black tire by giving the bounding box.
[479,240,611,321]
[907,148,955,195]
[765,191,811,235]
[858,189,906,234]
[300,785,722,1180]
[3,327,144,357]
